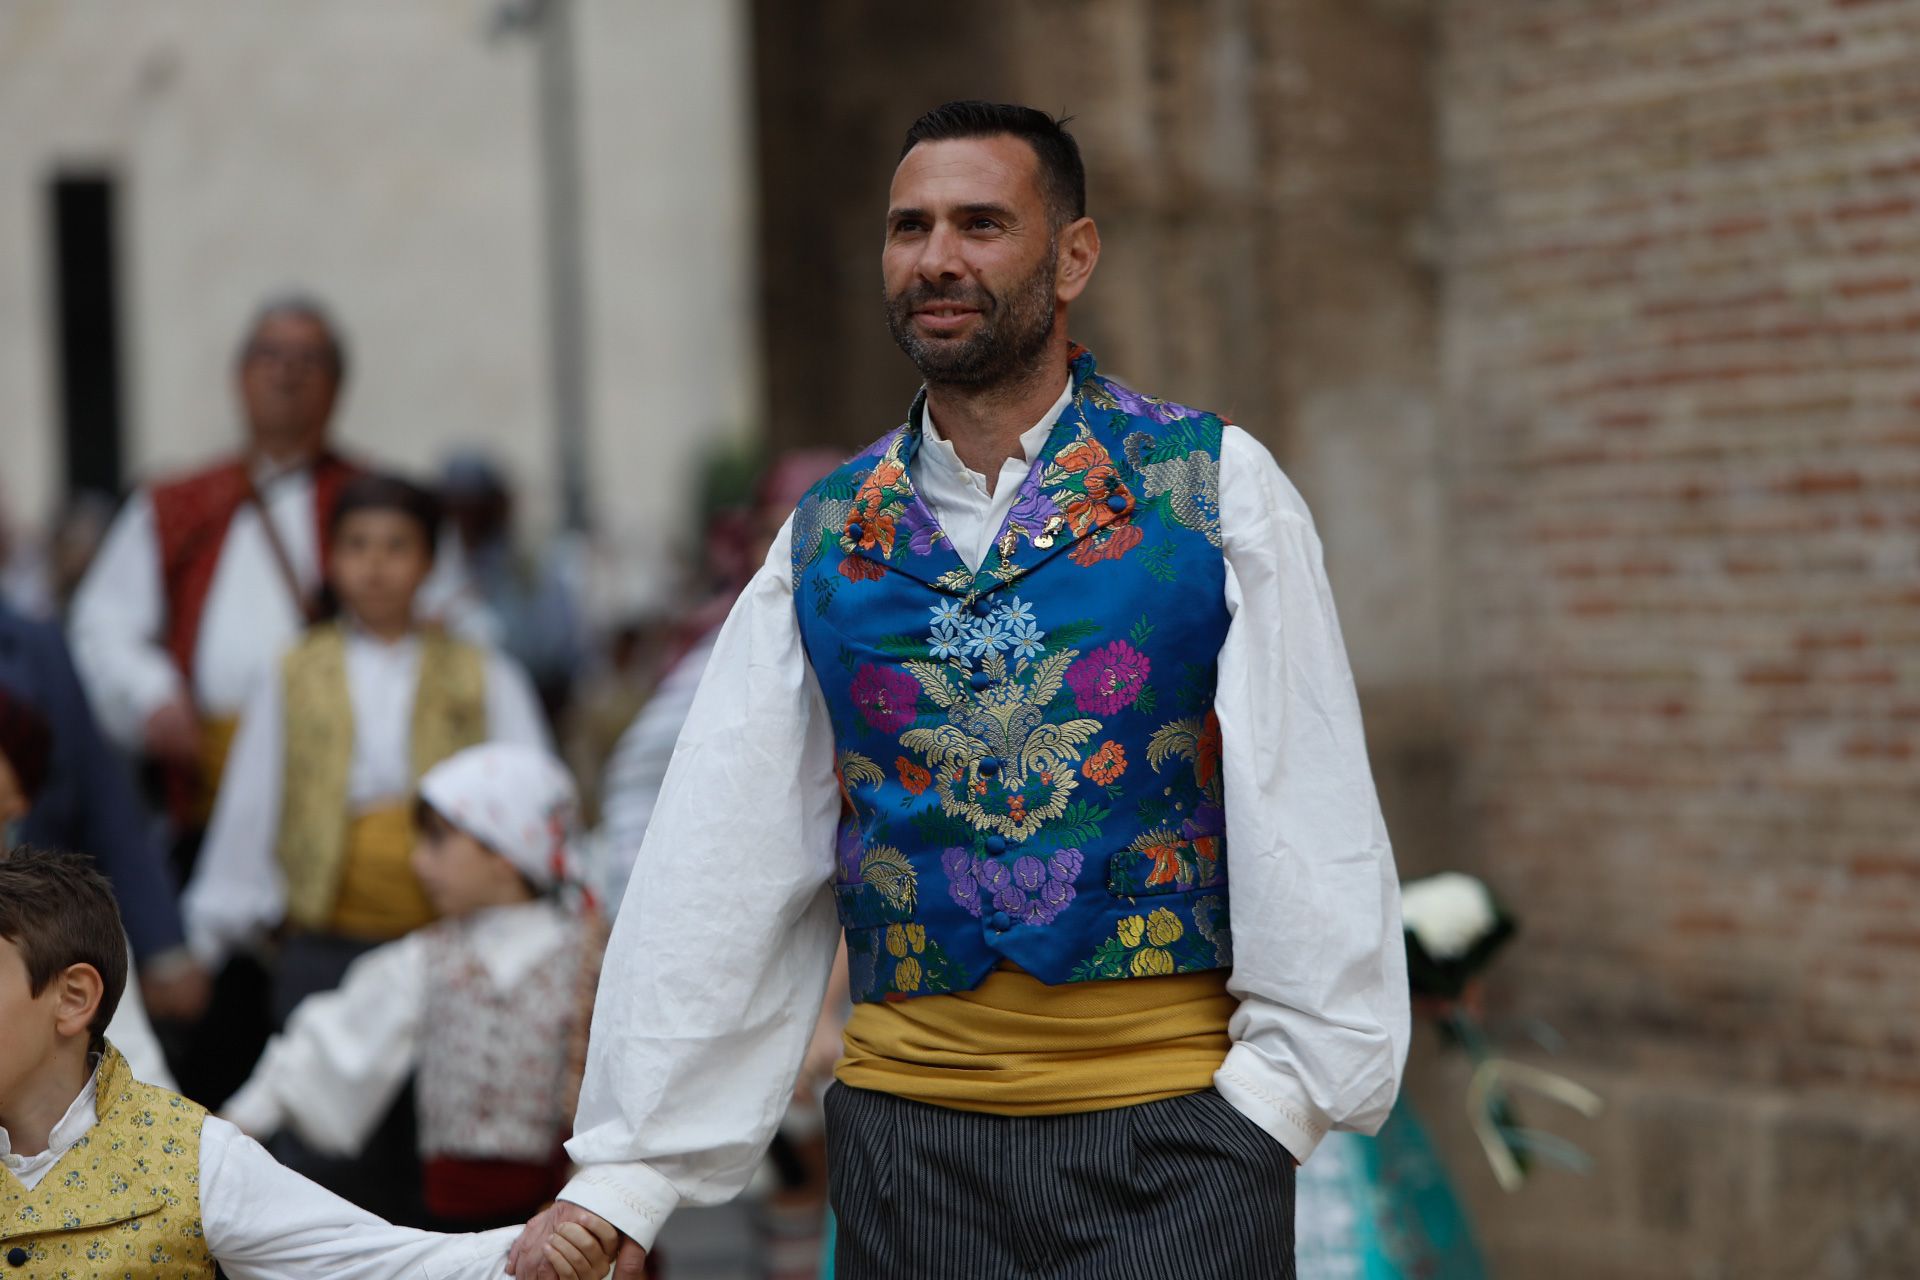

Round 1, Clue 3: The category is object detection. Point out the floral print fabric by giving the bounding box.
[794,348,1238,1002]
[0,1047,215,1280]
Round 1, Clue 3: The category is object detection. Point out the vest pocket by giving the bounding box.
[833,880,912,930]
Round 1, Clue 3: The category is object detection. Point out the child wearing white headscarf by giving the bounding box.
[221,743,606,1230]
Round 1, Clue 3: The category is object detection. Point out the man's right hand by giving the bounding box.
[508,1202,646,1280]
[143,697,203,767]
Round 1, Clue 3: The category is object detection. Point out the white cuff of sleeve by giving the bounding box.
[1213,1045,1330,1164]
[558,1163,680,1255]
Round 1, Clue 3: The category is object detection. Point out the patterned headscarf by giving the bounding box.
[416,742,580,892]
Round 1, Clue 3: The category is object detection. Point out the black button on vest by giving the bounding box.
[7,1246,27,1267]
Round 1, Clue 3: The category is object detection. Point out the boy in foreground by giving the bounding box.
[0,847,613,1280]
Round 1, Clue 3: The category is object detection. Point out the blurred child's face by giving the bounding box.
[0,939,82,1115]
[330,510,432,634]
[410,806,533,918]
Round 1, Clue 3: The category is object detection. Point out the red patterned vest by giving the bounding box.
[148,452,361,685]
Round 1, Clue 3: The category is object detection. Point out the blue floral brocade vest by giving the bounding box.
[793,349,1236,1003]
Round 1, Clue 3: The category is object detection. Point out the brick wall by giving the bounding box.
[751,0,1920,1272]
[1439,2,1920,1274]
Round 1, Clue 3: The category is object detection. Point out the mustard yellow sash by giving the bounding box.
[836,963,1236,1115]
[184,713,241,827]
[325,804,437,940]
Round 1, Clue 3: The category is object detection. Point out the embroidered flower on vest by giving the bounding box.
[1066,641,1151,715]
[849,664,920,733]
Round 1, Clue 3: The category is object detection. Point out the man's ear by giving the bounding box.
[51,963,105,1041]
[1055,216,1102,305]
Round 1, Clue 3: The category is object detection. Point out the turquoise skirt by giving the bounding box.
[1295,1102,1487,1279]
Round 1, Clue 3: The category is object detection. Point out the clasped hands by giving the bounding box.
[508,1202,645,1280]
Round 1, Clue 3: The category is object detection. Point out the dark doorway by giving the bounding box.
[50,173,126,497]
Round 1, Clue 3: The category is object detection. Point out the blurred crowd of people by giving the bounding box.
[0,293,844,1278]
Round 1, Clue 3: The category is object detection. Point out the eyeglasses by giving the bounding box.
[244,343,335,374]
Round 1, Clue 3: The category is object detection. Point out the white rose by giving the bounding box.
[1400,872,1498,961]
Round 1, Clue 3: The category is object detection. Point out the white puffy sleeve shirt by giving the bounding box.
[560,424,1408,1251]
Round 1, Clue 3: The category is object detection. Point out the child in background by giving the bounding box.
[222,743,607,1232]
[182,473,550,1219]
[0,847,614,1280]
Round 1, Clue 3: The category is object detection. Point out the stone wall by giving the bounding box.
[1439,2,1920,1274]
[0,0,759,609]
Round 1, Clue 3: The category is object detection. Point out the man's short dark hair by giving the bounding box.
[0,848,129,1053]
[900,101,1086,228]
[329,472,443,560]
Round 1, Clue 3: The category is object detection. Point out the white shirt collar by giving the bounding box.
[447,899,574,988]
[341,618,423,654]
[0,1058,100,1175]
[920,380,1074,496]
[249,447,330,487]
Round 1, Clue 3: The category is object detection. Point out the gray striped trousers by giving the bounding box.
[824,1082,1296,1279]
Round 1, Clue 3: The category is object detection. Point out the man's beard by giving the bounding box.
[884,241,1058,389]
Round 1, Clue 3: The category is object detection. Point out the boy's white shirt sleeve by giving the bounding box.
[558,517,843,1252]
[182,661,288,969]
[220,932,428,1156]
[1209,425,1410,1161]
[198,1115,520,1280]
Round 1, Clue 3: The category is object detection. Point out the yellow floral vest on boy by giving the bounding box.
[0,1046,214,1280]
[277,623,488,932]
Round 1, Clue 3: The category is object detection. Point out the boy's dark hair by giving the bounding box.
[0,848,128,1053]
[900,100,1086,228]
[329,473,443,559]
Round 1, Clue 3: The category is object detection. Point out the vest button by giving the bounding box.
[969,670,992,691]
[986,835,1007,855]
[970,596,993,617]
[978,757,1001,778]
[7,1247,26,1267]
[848,522,865,540]
[989,911,1012,931]
[1106,493,1129,514]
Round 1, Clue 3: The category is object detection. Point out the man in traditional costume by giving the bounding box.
[68,292,363,1103]
[69,294,363,859]
[515,102,1408,1279]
